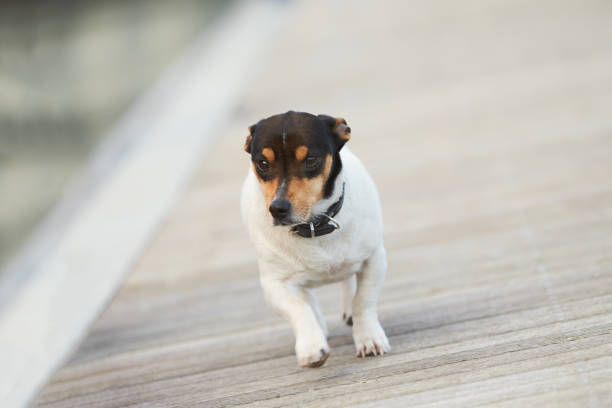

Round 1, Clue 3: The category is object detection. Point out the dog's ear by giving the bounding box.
[318,114,351,151]
[244,124,255,153]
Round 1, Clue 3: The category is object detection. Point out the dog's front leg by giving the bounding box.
[352,244,391,357]
[260,276,330,367]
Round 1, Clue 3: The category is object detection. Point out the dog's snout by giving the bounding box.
[269,199,291,220]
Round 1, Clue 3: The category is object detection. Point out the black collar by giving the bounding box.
[291,182,345,238]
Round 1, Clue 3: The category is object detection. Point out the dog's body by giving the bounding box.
[241,111,389,367]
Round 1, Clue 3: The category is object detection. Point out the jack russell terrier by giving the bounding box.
[241,111,390,367]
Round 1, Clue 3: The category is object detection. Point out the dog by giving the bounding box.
[241,111,390,367]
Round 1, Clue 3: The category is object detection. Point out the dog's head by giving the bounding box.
[244,111,350,225]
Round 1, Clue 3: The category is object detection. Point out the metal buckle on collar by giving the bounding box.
[321,214,341,230]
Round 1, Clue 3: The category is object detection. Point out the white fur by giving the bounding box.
[241,147,390,366]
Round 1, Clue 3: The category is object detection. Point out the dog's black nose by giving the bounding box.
[269,199,291,220]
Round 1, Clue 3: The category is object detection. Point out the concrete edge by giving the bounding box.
[0,1,288,406]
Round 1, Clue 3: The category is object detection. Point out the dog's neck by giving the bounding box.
[288,166,347,238]
[291,181,345,238]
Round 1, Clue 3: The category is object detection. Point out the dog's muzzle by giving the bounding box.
[269,199,291,222]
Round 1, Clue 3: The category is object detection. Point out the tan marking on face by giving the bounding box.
[295,145,308,162]
[262,148,275,162]
[286,154,333,219]
[252,162,279,208]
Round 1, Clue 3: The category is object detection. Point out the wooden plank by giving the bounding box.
[32,0,612,406]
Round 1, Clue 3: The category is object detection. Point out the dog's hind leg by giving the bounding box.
[341,275,356,326]
[260,275,330,367]
[352,244,391,357]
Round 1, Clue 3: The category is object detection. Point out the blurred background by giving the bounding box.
[0,0,229,270]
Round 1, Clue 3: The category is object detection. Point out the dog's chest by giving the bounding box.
[283,238,367,286]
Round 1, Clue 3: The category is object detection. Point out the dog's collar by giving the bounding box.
[291,183,345,238]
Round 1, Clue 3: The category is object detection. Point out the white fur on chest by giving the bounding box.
[241,148,383,287]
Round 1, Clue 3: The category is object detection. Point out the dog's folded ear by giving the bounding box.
[244,125,255,153]
[318,115,351,151]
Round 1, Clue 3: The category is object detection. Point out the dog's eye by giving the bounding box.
[304,156,320,170]
[256,159,269,172]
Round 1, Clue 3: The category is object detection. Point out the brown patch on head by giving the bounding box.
[262,148,275,162]
[295,145,308,162]
[317,114,351,151]
[244,135,252,153]
[286,154,333,218]
[334,118,351,141]
[244,126,254,153]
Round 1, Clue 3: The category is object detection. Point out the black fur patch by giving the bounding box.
[247,111,347,198]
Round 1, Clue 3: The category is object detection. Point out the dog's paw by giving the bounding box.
[342,313,353,326]
[353,319,391,357]
[296,336,330,368]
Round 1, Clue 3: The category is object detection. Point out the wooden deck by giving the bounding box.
[33,0,612,406]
